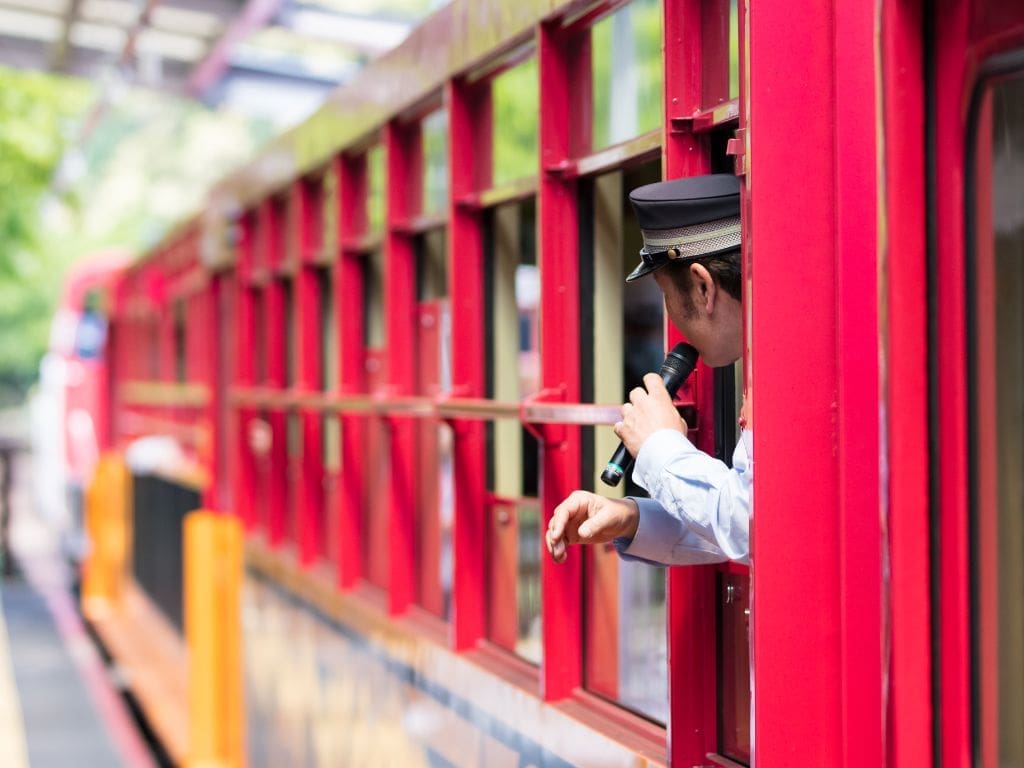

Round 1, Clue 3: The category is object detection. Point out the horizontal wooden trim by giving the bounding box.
[228,386,637,426]
[670,98,740,134]
[460,176,537,209]
[559,128,662,179]
[391,212,447,235]
[120,381,210,408]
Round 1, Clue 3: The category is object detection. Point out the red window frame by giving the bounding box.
[932,6,1024,768]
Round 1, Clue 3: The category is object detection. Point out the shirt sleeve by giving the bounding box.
[618,428,752,565]
[614,497,731,565]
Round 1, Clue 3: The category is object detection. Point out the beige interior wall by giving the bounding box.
[493,203,522,498]
[593,171,625,499]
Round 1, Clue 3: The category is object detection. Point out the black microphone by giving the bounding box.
[600,342,699,487]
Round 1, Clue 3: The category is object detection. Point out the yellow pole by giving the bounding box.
[185,511,244,768]
[81,454,130,616]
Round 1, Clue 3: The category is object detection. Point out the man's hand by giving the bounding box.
[546,491,640,564]
[614,372,688,456]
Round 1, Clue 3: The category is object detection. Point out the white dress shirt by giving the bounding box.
[614,428,752,565]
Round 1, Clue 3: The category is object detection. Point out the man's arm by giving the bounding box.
[630,428,751,564]
[545,490,731,565]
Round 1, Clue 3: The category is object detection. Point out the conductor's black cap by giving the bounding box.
[626,174,741,282]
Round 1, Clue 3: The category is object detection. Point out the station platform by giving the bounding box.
[0,452,156,768]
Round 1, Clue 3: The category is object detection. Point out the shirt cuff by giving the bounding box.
[613,497,676,565]
[633,429,698,492]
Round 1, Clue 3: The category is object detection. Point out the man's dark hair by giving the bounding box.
[663,247,742,316]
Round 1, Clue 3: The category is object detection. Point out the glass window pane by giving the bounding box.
[422,109,448,216]
[319,267,336,392]
[414,237,452,620]
[363,249,385,350]
[368,144,386,234]
[416,228,447,302]
[591,0,663,152]
[486,198,541,663]
[582,164,668,722]
[972,73,1024,768]
[492,58,539,187]
[321,165,338,260]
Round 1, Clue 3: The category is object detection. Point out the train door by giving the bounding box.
[933,3,1024,766]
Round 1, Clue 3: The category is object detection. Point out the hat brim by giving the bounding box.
[625,243,739,283]
[625,255,662,282]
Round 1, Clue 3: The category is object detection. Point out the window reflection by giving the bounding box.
[486,198,542,663]
[492,58,539,187]
[422,109,448,216]
[583,162,669,722]
[972,72,1024,768]
[591,0,663,152]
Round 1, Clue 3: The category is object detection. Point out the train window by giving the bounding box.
[422,108,448,217]
[590,0,663,152]
[284,279,296,387]
[415,228,453,619]
[969,71,1024,768]
[368,144,386,234]
[363,249,385,350]
[363,237,388,587]
[322,412,340,562]
[321,164,338,261]
[173,299,186,383]
[579,162,669,722]
[492,57,539,188]
[485,197,542,663]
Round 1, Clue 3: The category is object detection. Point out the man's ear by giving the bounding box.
[688,262,717,313]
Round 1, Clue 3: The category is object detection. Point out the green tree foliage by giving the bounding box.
[0,68,93,402]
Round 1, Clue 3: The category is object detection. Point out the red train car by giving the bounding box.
[81,0,1024,765]
[34,249,128,561]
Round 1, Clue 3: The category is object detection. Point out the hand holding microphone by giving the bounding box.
[600,342,699,486]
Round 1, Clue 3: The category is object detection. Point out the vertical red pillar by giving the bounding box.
[260,199,288,547]
[447,79,489,650]
[235,214,259,531]
[880,1,932,764]
[336,155,367,588]
[749,2,846,764]
[834,3,882,766]
[662,2,717,761]
[537,20,582,701]
[293,179,325,566]
[384,121,421,614]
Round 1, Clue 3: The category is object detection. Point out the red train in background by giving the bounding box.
[33,250,128,562]
[68,0,1024,765]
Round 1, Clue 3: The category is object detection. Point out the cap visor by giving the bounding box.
[626,259,661,282]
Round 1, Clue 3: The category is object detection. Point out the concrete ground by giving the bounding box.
[0,450,155,768]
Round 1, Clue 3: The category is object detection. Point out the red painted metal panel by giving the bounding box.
[879,0,933,763]
[834,4,883,766]
[934,3,973,765]
[447,78,489,651]
[296,261,323,565]
[384,121,421,615]
[337,154,368,589]
[971,92,998,768]
[264,274,289,547]
[235,215,261,530]
[415,301,445,617]
[748,2,842,765]
[663,1,717,763]
[538,19,583,702]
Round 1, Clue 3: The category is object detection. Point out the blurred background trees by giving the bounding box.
[0,65,271,405]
